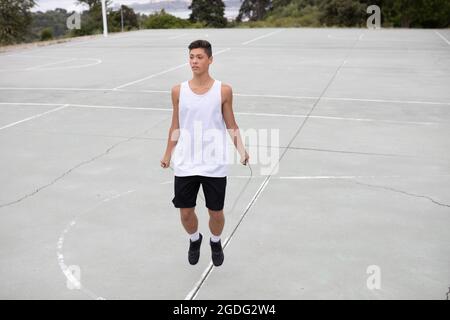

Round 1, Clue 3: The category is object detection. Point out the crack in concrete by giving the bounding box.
[0,116,170,209]
[285,146,418,159]
[351,179,450,208]
[17,129,164,141]
[14,130,447,161]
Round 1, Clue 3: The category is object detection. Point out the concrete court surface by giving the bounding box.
[0,28,449,300]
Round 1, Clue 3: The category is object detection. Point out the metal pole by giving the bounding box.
[101,0,108,37]
[121,5,124,32]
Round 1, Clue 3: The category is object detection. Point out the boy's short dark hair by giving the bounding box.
[188,40,212,57]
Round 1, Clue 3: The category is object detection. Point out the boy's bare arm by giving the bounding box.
[221,84,249,165]
[161,85,180,168]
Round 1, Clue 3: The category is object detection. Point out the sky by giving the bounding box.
[31,1,189,12]
[31,0,240,20]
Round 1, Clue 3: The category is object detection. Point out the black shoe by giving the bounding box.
[210,239,224,267]
[188,233,202,265]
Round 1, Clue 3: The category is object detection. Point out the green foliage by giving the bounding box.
[237,0,321,26]
[319,0,366,27]
[143,10,202,29]
[30,8,70,41]
[237,0,273,22]
[69,0,113,36]
[108,5,139,32]
[40,27,53,41]
[189,0,228,27]
[236,0,450,28]
[381,0,450,28]
[3,0,449,46]
[0,0,36,45]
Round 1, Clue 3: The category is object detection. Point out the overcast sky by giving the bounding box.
[32,0,179,12]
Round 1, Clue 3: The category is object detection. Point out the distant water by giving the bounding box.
[142,9,240,21]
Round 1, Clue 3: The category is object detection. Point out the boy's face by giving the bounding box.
[189,48,213,75]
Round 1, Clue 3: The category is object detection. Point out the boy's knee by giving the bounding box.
[180,208,195,220]
[208,209,224,217]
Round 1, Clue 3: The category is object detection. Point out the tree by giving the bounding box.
[236,0,450,28]
[143,9,193,29]
[319,0,366,27]
[73,0,112,35]
[382,0,450,28]
[0,0,36,45]
[40,27,53,41]
[237,0,273,22]
[189,0,227,27]
[31,8,69,40]
[109,5,139,31]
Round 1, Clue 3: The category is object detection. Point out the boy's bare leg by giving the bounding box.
[181,207,202,265]
[180,207,198,234]
[208,209,224,237]
[208,209,225,266]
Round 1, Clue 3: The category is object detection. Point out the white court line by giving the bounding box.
[0,87,117,93]
[41,58,102,70]
[1,87,449,106]
[2,54,102,71]
[185,174,272,300]
[434,31,450,46]
[235,92,316,100]
[0,101,169,111]
[234,112,440,126]
[164,174,450,182]
[3,53,75,59]
[26,58,76,71]
[327,34,438,43]
[278,174,450,180]
[0,104,69,130]
[242,30,283,45]
[57,190,135,300]
[0,87,171,94]
[280,175,403,180]
[117,89,170,94]
[113,48,231,90]
[0,102,443,125]
[0,102,62,106]
[320,96,450,106]
[234,93,450,106]
[302,114,438,126]
[112,63,189,90]
[69,103,170,111]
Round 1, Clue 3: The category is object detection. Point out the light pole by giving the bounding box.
[121,5,124,32]
[101,0,108,37]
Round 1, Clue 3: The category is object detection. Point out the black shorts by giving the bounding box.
[172,175,227,211]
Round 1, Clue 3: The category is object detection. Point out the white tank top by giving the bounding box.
[172,79,229,177]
